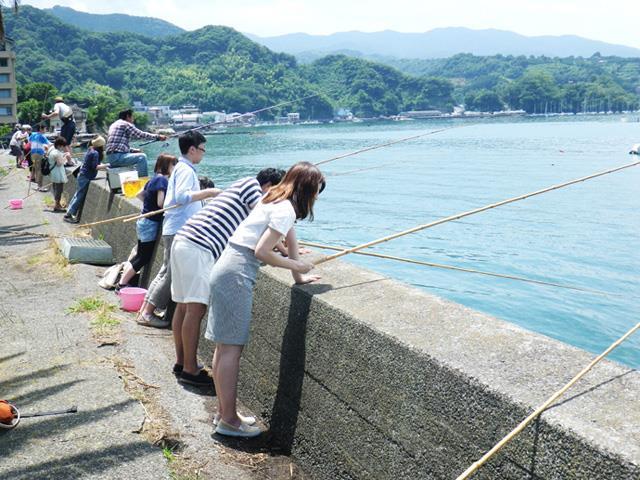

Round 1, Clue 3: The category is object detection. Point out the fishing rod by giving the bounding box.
[3,169,76,210]
[71,121,465,228]
[41,89,50,119]
[455,320,640,480]
[313,159,640,265]
[314,123,467,167]
[326,163,393,177]
[137,91,329,148]
[299,241,619,297]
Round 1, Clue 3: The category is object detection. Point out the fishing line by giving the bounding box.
[313,160,640,265]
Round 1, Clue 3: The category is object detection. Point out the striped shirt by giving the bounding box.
[176,177,262,259]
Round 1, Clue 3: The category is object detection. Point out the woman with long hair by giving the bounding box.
[117,153,178,290]
[206,161,325,438]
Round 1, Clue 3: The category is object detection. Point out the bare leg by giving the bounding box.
[119,261,136,286]
[142,301,156,316]
[213,343,244,427]
[212,346,221,415]
[172,303,187,366]
[182,303,207,375]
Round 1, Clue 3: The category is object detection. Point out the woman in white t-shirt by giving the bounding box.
[206,161,325,438]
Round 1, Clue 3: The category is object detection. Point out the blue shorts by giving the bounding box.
[136,217,160,243]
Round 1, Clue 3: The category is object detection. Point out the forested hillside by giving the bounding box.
[6,5,639,129]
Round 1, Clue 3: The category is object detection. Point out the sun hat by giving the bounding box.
[22,124,32,131]
[54,96,64,102]
[90,135,106,148]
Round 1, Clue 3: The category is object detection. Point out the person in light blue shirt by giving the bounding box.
[138,131,220,328]
[28,124,51,191]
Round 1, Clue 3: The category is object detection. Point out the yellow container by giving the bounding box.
[122,177,150,198]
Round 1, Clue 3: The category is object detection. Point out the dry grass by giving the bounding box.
[26,239,72,278]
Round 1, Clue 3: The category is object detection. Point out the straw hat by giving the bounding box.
[54,96,64,102]
[90,135,106,148]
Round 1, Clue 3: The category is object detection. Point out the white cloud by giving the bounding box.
[21,0,640,48]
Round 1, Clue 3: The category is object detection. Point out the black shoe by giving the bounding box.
[63,215,79,224]
[172,363,204,376]
[178,369,214,387]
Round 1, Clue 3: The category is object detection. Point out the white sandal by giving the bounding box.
[214,419,261,438]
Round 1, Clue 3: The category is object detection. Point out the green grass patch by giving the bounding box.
[67,296,115,314]
[67,296,120,337]
[42,196,54,208]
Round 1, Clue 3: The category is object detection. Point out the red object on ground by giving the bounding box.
[0,400,16,423]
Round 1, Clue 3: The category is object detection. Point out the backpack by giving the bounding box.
[41,155,53,176]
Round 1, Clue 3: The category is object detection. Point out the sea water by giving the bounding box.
[145,115,640,368]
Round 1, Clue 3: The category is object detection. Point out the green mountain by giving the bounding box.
[6,5,453,119]
[45,5,185,38]
[6,5,639,125]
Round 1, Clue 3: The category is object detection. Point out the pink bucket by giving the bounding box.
[9,199,23,209]
[117,287,147,312]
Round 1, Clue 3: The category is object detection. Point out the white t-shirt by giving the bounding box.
[54,102,73,119]
[10,130,26,147]
[230,199,296,250]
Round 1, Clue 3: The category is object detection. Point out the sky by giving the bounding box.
[22,0,640,49]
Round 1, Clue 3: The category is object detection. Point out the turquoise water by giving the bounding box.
[144,116,640,368]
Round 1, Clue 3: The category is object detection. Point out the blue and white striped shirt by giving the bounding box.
[176,177,262,259]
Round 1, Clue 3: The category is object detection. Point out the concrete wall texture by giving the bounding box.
[73,174,640,479]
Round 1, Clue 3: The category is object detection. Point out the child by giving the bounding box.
[47,137,71,212]
[28,124,50,192]
[207,161,325,437]
[117,154,178,290]
[64,136,108,223]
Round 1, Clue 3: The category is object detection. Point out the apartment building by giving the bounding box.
[0,38,17,124]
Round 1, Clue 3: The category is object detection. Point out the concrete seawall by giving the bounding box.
[73,174,640,479]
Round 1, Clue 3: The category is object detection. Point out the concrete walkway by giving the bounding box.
[0,154,303,479]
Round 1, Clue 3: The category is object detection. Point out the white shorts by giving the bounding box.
[170,236,216,304]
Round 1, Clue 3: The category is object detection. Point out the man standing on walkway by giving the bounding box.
[41,96,76,147]
[137,131,220,328]
[106,109,167,177]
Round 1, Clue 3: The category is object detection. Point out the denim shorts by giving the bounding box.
[136,217,160,243]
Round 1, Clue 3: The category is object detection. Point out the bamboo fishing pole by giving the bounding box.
[314,124,466,167]
[122,204,181,223]
[138,91,328,147]
[75,118,463,226]
[77,212,141,228]
[313,159,640,265]
[0,227,90,240]
[326,163,393,177]
[455,320,640,480]
[3,169,76,209]
[299,241,617,297]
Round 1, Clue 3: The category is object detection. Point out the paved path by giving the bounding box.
[0,154,298,479]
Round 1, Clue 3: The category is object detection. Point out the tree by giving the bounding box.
[0,1,19,41]
[17,98,40,124]
[465,90,504,112]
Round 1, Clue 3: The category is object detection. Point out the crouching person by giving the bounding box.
[170,168,285,387]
